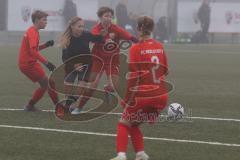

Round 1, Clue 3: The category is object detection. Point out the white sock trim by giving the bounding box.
[136,151,145,156]
[118,152,126,157]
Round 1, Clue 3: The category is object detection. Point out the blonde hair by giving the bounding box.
[60,17,82,48]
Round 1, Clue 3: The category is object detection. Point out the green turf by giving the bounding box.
[0,44,239,160]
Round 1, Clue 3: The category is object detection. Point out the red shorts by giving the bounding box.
[91,52,120,76]
[121,94,168,124]
[91,60,120,76]
[19,63,46,82]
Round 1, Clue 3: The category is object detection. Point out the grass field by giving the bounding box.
[0,44,239,160]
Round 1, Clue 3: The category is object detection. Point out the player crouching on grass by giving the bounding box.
[110,16,168,160]
[60,17,104,113]
[18,10,59,111]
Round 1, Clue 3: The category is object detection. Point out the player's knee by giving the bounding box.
[131,122,142,127]
[119,119,131,127]
[38,77,48,89]
[48,79,56,87]
[120,118,143,127]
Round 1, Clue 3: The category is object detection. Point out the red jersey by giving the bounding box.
[91,23,133,64]
[123,39,168,106]
[18,26,47,66]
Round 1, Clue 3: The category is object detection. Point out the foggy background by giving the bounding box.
[0,0,240,44]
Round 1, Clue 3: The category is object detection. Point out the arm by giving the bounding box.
[39,40,54,50]
[88,32,104,43]
[30,47,47,64]
[39,43,47,50]
[117,25,138,43]
[30,46,56,71]
[91,26,100,36]
[28,31,55,71]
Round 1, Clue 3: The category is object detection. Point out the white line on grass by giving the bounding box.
[0,124,239,147]
[0,108,240,122]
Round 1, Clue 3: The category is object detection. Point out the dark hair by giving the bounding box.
[137,16,154,36]
[97,6,114,18]
[32,10,48,23]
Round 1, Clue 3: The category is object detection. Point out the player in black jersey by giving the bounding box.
[60,17,105,109]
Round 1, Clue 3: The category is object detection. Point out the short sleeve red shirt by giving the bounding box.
[91,23,133,64]
[124,39,168,104]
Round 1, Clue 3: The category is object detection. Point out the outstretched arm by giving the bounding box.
[39,40,54,50]
[117,26,138,43]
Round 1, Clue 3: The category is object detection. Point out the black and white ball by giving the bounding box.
[167,103,184,120]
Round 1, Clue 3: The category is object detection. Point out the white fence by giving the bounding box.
[7,0,98,31]
[178,1,240,33]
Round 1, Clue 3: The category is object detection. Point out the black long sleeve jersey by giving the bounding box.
[62,30,103,63]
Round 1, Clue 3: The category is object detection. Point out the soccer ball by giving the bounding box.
[167,103,184,120]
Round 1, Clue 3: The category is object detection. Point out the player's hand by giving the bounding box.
[109,33,115,40]
[45,61,56,72]
[74,63,83,71]
[131,37,139,43]
[100,29,107,36]
[45,40,54,47]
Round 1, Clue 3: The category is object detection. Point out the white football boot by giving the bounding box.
[135,152,149,160]
[110,155,127,160]
[71,107,82,115]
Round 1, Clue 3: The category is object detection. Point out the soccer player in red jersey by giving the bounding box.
[110,16,168,160]
[18,10,58,111]
[72,7,138,114]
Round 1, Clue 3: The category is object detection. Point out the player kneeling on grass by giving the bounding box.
[110,16,168,160]
[18,10,59,111]
[60,17,104,114]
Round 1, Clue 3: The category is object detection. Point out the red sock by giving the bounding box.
[78,88,94,108]
[29,87,47,106]
[129,126,144,152]
[116,123,129,153]
[48,80,59,105]
[78,96,90,108]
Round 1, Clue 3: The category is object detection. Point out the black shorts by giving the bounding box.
[64,65,90,83]
[63,54,92,83]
